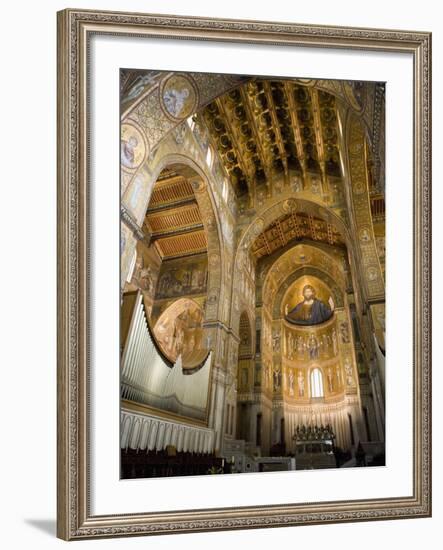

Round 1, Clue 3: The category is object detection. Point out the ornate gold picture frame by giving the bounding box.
[57,8,431,540]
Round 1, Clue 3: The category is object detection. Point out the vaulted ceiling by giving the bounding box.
[201,79,343,202]
[251,210,345,261]
[141,78,384,263]
[144,169,207,259]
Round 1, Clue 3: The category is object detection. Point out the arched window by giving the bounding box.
[310,368,324,398]
[222,178,229,202]
[126,250,137,283]
[206,145,213,167]
[186,115,196,132]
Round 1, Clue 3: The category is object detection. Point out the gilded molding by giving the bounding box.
[57,8,431,540]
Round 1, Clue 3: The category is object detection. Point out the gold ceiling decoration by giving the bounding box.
[251,211,344,260]
[202,79,342,202]
[145,169,207,259]
[154,230,207,258]
[148,173,195,207]
[146,203,202,234]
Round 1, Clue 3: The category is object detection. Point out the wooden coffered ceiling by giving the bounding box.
[251,211,345,260]
[201,79,342,201]
[144,170,207,259]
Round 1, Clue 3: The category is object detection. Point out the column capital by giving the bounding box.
[121,203,151,246]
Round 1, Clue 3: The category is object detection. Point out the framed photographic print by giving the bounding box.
[57,8,431,540]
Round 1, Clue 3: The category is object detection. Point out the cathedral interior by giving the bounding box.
[120,70,386,478]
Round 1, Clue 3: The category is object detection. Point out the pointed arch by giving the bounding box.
[310,368,324,399]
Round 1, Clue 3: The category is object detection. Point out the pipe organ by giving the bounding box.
[121,409,215,454]
[121,291,212,423]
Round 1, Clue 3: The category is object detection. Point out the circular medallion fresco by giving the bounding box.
[120,122,147,171]
[359,227,372,243]
[366,266,379,281]
[283,198,297,213]
[293,246,312,264]
[160,74,198,121]
[353,180,366,195]
[209,253,220,267]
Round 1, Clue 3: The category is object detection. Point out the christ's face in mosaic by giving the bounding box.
[302,285,315,301]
